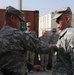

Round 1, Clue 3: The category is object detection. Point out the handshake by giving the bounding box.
[33,44,59,72]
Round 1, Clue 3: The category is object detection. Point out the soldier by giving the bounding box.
[24,22,37,72]
[25,22,37,38]
[0,6,44,75]
[39,30,50,71]
[49,28,59,44]
[52,7,74,75]
[0,6,57,75]
[47,28,59,70]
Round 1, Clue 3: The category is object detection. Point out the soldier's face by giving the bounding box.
[27,26,31,31]
[56,15,67,31]
[12,15,22,30]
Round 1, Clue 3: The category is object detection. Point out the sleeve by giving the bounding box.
[68,36,74,74]
[22,32,57,54]
[33,31,37,38]
[26,61,34,70]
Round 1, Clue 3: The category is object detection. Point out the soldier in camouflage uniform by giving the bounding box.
[25,22,37,38]
[39,30,50,71]
[47,28,59,70]
[0,6,44,75]
[0,6,58,75]
[24,22,37,72]
[52,7,74,75]
[49,28,59,44]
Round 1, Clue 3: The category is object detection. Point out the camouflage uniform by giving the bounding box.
[39,36,50,70]
[47,33,59,70]
[52,6,74,75]
[0,5,58,75]
[49,34,59,44]
[25,30,37,38]
[52,27,74,75]
[25,30,37,67]
[0,25,57,75]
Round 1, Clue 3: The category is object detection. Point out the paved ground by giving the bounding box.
[28,71,52,75]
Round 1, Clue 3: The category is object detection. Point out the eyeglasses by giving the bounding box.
[27,26,31,27]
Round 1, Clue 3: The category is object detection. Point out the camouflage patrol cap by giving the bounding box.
[53,7,72,19]
[52,28,57,32]
[5,6,25,22]
[26,22,31,26]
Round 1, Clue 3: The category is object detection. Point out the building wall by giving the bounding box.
[0,9,5,28]
[39,12,55,37]
[39,14,51,37]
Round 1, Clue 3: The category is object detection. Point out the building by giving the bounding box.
[39,12,74,36]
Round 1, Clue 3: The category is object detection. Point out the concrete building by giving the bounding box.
[39,12,74,37]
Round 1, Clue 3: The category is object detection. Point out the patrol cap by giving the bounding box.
[26,22,31,26]
[52,28,57,32]
[5,6,25,22]
[53,7,72,19]
[42,30,47,33]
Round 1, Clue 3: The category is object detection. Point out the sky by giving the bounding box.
[0,0,74,17]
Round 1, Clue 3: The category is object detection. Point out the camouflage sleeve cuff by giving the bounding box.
[27,61,34,70]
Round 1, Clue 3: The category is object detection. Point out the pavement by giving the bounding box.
[28,71,52,75]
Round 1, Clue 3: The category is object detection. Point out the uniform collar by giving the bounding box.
[59,26,72,39]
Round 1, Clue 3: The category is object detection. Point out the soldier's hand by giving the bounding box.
[56,44,59,48]
[33,65,43,72]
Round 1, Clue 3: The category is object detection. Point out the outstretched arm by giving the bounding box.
[22,33,58,54]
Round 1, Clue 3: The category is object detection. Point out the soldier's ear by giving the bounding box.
[10,15,15,22]
[66,16,70,21]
